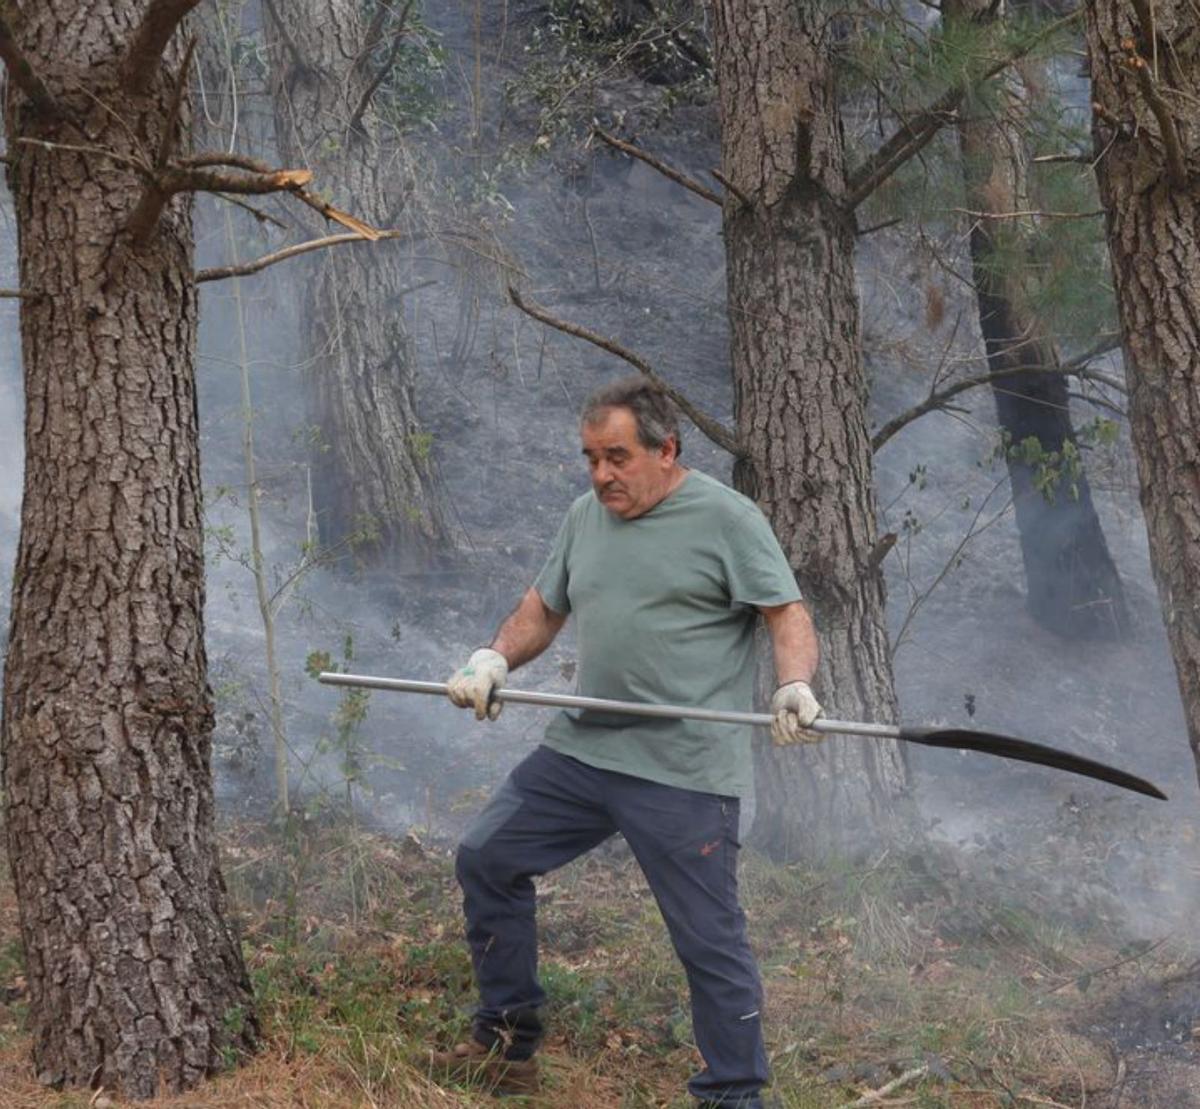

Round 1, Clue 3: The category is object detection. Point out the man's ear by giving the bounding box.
[661,435,679,463]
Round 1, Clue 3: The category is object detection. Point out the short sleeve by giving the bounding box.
[533,510,574,614]
[723,506,803,608]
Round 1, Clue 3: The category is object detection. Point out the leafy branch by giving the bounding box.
[845,8,1084,210]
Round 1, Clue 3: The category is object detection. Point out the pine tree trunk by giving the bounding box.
[1085,0,1200,778]
[710,0,910,859]
[1,6,257,1098]
[266,0,446,567]
[950,0,1129,639]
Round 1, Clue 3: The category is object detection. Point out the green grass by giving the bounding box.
[0,817,1180,1106]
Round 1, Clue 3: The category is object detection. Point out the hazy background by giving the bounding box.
[0,0,1194,945]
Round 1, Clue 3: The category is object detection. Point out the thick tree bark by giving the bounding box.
[710,0,910,859]
[1085,1,1200,778]
[266,0,446,567]
[1,5,256,1098]
[951,0,1129,640]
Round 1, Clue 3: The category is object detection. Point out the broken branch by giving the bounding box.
[593,127,722,206]
[161,165,314,196]
[124,0,204,93]
[508,285,741,456]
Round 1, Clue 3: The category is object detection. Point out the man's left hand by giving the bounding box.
[770,680,824,746]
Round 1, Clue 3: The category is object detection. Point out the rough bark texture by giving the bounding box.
[1,4,257,1097]
[710,0,910,859]
[267,0,446,567]
[951,0,1129,640]
[1086,1,1200,780]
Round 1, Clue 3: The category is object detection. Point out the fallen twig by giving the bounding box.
[842,1065,928,1107]
[1045,935,1171,995]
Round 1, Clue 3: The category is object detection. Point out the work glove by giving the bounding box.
[770,680,824,746]
[447,648,509,721]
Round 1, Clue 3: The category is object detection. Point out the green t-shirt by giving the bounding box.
[533,470,802,797]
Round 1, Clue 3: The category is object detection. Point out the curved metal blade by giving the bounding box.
[901,727,1168,801]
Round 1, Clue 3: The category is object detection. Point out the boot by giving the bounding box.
[429,1038,540,1096]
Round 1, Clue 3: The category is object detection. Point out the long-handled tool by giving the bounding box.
[317,672,1168,801]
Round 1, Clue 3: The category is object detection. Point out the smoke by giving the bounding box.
[0,0,1195,954]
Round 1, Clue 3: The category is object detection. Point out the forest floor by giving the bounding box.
[2,818,1199,1107]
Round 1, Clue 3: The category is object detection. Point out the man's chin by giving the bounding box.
[598,493,635,518]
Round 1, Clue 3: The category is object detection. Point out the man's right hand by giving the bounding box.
[447,648,509,721]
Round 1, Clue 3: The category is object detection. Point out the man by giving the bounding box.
[435,376,823,1107]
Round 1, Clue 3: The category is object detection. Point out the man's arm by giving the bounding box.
[759,601,823,745]
[759,601,819,685]
[447,588,567,721]
[491,587,568,670]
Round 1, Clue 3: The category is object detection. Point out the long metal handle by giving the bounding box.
[316,671,902,739]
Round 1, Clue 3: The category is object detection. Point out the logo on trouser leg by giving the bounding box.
[699,839,721,856]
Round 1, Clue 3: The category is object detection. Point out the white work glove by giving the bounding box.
[446,648,509,721]
[770,680,824,746]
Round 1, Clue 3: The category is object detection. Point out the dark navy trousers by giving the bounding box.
[455,744,770,1105]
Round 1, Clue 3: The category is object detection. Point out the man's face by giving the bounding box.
[581,406,678,520]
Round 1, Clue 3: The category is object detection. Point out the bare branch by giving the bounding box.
[212,193,288,230]
[593,127,722,206]
[262,0,306,74]
[1032,151,1092,164]
[348,0,416,135]
[709,167,751,207]
[0,288,35,298]
[508,285,742,456]
[358,2,391,63]
[0,11,62,118]
[127,35,197,246]
[124,0,204,93]
[856,216,903,237]
[950,206,1104,220]
[846,8,1083,210]
[872,341,1125,453]
[16,136,148,175]
[196,229,422,283]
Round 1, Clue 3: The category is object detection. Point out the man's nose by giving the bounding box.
[593,459,612,484]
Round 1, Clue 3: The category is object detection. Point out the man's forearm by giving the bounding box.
[491,587,567,670]
[760,601,819,685]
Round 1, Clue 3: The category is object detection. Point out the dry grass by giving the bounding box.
[0,818,1188,1107]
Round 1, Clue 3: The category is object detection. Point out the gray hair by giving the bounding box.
[580,375,682,457]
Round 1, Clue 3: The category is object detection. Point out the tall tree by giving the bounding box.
[1085,1,1200,774]
[949,0,1129,639]
[709,0,910,858]
[265,0,447,567]
[0,1,257,1096]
